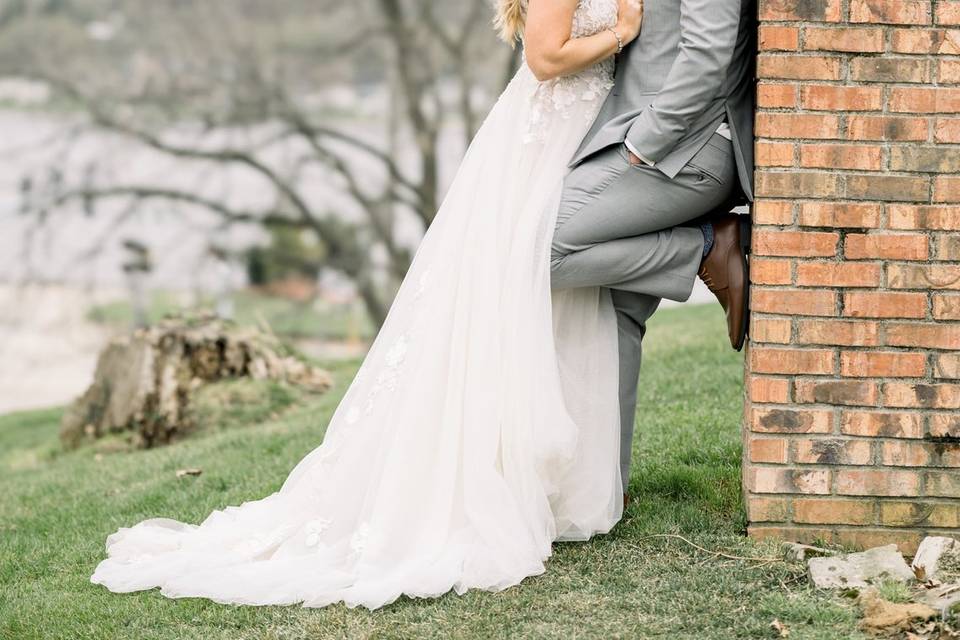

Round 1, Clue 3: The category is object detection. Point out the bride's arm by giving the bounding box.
[524,0,642,82]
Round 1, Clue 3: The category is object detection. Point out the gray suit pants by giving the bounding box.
[551,133,736,492]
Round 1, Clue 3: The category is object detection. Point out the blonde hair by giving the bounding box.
[493,0,525,47]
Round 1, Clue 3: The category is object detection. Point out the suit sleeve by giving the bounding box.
[624,0,741,164]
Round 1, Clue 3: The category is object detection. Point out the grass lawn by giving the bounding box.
[87,290,373,342]
[0,304,866,640]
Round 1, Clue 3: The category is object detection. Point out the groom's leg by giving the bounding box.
[551,140,735,298]
[611,290,661,494]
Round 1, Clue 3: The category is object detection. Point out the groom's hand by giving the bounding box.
[625,145,643,166]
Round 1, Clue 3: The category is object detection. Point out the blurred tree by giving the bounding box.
[10,0,516,326]
[246,224,325,288]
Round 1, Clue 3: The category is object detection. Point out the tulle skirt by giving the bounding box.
[91,64,622,610]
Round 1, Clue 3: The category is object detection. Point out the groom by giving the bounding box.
[550,0,757,504]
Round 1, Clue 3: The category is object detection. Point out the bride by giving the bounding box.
[92,0,643,610]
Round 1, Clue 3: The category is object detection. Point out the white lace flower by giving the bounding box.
[304,518,332,547]
[350,523,371,555]
[384,335,408,368]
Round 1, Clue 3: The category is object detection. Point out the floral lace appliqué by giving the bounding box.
[523,0,618,144]
[233,524,295,557]
[304,518,333,548]
[350,523,371,556]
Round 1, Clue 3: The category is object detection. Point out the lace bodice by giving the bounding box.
[523,0,619,143]
[569,0,620,38]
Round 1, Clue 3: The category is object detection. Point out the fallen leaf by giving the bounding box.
[771,619,789,638]
[176,468,203,478]
[859,588,937,634]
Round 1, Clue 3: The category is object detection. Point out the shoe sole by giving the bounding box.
[734,215,752,352]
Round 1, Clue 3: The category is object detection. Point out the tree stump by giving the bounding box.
[60,315,332,449]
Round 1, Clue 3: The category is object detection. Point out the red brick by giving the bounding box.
[801,85,883,111]
[756,171,843,198]
[888,264,960,290]
[796,262,881,287]
[935,235,960,261]
[803,26,885,52]
[886,323,960,349]
[751,347,837,375]
[836,469,921,496]
[844,234,929,260]
[751,317,794,344]
[753,200,795,225]
[757,141,795,167]
[846,115,929,141]
[938,1,960,25]
[883,441,960,467]
[843,292,928,319]
[841,351,928,378]
[757,83,799,109]
[794,498,874,524]
[750,438,790,464]
[891,146,960,173]
[758,55,843,81]
[757,113,842,139]
[850,0,931,25]
[935,118,960,142]
[930,412,960,438]
[851,57,932,83]
[760,26,800,51]
[799,203,882,228]
[933,236,960,260]
[799,144,883,170]
[755,230,840,257]
[934,353,960,379]
[841,410,924,438]
[748,525,839,546]
[891,28,960,54]
[888,205,960,230]
[750,468,832,494]
[884,382,960,409]
[759,0,842,22]
[751,407,834,434]
[934,175,960,202]
[928,472,960,497]
[881,502,960,528]
[881,503,954,529]
[890,87,960,113]
[797,319,881,346]
[933,294,960,319]
[752,258,794,285]
[940,60,960,84]
[795,379,879,406]
[747,497,789,522]
[753,288,839,316]
[750,376,792,403]
[845,175,931,203]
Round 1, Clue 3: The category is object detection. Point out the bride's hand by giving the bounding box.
[616,0,643,44]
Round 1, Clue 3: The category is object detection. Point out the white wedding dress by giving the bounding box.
[92,0,623,610]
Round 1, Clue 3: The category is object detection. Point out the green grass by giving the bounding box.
[87,290,373,341]
[0,304,865,640]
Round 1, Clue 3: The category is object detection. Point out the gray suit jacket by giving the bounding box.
[570,0,756,203]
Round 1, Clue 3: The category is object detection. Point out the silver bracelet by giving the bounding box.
[607,27,624,55]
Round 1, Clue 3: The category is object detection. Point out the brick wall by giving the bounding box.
[746,0,960,553]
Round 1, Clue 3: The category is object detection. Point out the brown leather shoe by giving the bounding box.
[698,213,751,351]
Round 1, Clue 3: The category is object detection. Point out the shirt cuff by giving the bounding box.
[624,139,655,166]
